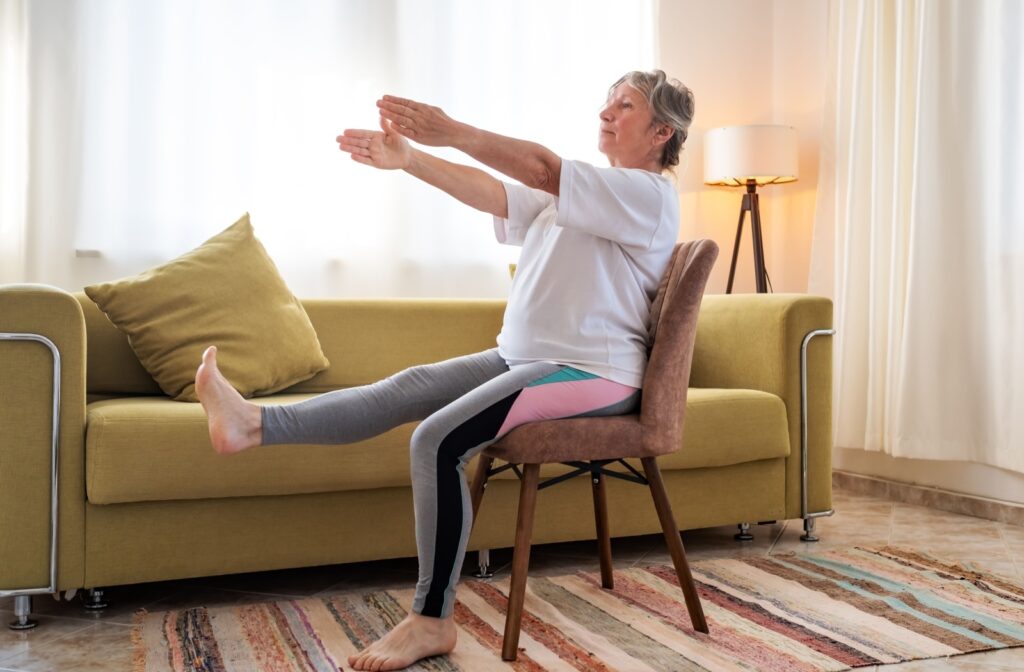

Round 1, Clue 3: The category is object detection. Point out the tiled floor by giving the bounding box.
[1,486,1022,671]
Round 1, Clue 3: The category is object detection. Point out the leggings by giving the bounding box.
[260,347,640,619]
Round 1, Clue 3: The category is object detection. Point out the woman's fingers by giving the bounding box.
[337,117,411,169]
[339,129,376,140]
[340,145,371,158]
[377,99,423,129]
[337,136,372,157]
[378,110,419,141]
[376,95,453,148]
[377,98,412,114]
[385,121,417,140]
[381,94,417,109]
[337,135,371,149]
[377,106,417,130]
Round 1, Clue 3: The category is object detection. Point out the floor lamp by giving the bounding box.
[703,125,799,293]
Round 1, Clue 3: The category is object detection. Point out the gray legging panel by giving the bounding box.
[261,348,508,445]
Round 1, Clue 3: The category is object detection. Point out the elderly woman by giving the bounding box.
[196,69,694,671]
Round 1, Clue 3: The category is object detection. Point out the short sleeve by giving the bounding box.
[493,181,555,247]
[555,159,668,249]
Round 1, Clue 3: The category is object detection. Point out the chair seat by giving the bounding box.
[484,413,644,463]
[484,387,788,466]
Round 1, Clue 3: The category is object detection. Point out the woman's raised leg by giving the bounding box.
[196,346,509,454]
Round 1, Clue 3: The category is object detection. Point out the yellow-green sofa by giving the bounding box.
[0,284,833,626]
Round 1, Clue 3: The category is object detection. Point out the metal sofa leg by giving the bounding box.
[9,595,38,631]
[801,517,819,542]
[473,550,494,579]
[734,522,753,541]
[83,588,108,611]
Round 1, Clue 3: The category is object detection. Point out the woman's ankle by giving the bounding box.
[247,403,264,447]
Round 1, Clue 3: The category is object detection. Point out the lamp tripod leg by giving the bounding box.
[749,190,768,293]
[726,200,747,294]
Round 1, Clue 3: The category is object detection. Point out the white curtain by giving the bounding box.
[0,0,28,283]
[810,0,1024,473]
[15,0,656,298]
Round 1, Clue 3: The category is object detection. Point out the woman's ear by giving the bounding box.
[653,124,673,146]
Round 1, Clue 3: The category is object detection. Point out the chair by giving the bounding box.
[470,238,719,661]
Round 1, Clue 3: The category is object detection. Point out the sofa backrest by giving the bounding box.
[77,293,505,397]
[80,294,163,395]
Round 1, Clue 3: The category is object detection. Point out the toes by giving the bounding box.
[349,649,373,670]
[202,345,218,367]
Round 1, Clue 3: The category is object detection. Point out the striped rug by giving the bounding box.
[132,546,1024,671]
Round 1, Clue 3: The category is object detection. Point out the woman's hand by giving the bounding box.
[336,117,412,170]
[376,95,461,147]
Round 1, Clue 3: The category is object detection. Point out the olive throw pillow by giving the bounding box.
[84,213,329,402]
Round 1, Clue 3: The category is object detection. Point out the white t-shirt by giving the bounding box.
[492,159,679,388]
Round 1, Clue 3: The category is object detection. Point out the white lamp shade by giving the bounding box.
[703,125,799,186]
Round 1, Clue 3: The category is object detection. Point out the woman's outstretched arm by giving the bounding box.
[376,96,562,196]
[338,118,508,217]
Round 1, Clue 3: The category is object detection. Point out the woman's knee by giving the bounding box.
[384,362,428,387]
[410,417,442,463]
[411,412,473,469]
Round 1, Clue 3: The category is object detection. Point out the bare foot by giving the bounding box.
[195,346,262,454]
[348,612,457,671]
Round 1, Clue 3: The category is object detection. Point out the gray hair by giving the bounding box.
[608,70,695,173]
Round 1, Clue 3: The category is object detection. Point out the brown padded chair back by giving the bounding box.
[639,239,719,456]
[483,239,718,465]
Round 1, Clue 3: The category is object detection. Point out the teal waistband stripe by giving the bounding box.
[526,366,601,387]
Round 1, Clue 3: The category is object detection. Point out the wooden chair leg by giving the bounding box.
[502,463,540,661]
[470,455,493,524]
[592,468,614,589]
[640,457,709,634]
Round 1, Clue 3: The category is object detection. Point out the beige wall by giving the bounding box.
[658,0,827,294]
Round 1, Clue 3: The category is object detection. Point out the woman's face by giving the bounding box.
[598,83,662,170]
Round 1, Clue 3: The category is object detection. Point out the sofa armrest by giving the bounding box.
[0,284,86,592]
[690,293,834,520]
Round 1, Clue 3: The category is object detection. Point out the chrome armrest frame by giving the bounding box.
[0,333,61,598]
[800,328,836,525]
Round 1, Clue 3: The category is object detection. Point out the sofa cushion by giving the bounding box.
[83,214,329,402]
[85,388,789,505]
[660,388,789,469]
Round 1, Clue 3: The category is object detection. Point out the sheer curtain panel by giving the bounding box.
[810,0,1024,473]
[19,0,656,297]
